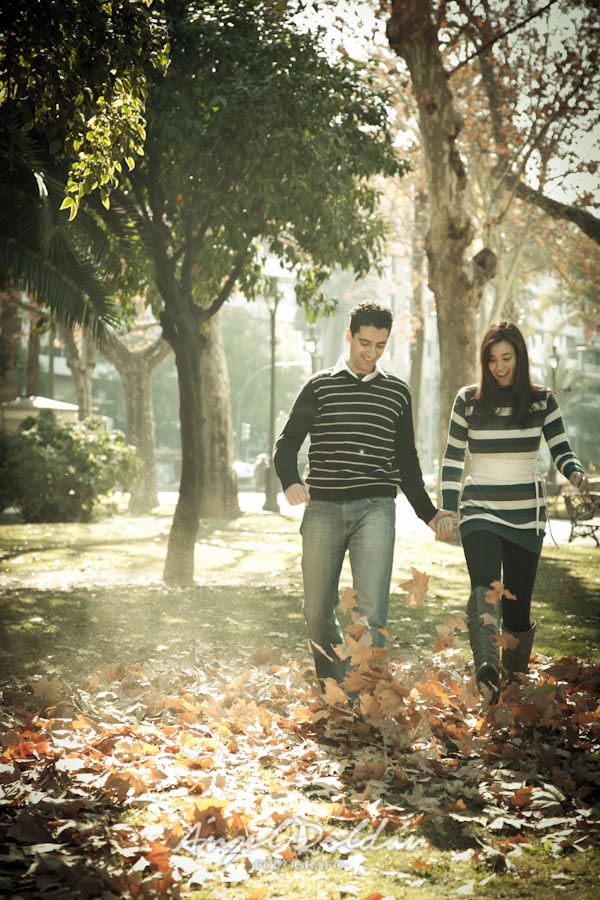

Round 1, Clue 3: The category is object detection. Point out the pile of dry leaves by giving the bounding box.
[1,582,599,899]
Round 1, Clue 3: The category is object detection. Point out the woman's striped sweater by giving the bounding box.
[441,384,584,546]
[274,365,436,522]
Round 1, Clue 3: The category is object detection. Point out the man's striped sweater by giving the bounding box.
[274,365,436,522]
[441,385,584,541]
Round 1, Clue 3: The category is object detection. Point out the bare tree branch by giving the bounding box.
[449,0,560,75]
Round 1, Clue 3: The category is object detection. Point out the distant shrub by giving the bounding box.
[0,411,138,522]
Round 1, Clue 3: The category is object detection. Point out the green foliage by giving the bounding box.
[0,411,138,522]
[0,150,125,336]
[132,0,407,315]
[1,0,169,212]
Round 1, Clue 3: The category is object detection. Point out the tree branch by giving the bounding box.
[507,177,600,244]
[449,0,561,76]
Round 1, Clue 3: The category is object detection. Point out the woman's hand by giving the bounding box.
[569,471,590,495]
[435,511,459,540]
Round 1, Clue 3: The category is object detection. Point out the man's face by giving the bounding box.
[346,325,390,375]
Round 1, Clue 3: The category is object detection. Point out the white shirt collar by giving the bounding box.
[331,355,388,382]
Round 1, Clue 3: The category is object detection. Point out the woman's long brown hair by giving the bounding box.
[473,321,545,427]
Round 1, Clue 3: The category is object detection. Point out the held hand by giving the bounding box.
[430,510,459,540]
[427,509,457,536]
[284,483,310,505]
[570,471,591,495]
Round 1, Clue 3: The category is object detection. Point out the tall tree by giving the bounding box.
[101,316,172,513]
[386,0,600,452]
[387,1,497,456]
[59,325,96,419]
[102,0,404,586]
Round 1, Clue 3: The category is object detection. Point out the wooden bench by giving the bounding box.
[563,492,600,546]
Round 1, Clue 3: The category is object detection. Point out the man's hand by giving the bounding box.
[285,483,311,505]
[428,509,458,537]
[569,471,590,495]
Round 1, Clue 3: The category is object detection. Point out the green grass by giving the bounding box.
[1,504,599,899]
[0,504,598,681]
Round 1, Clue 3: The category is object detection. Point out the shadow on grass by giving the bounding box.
[534,553,600,658]
[0,583,308,685]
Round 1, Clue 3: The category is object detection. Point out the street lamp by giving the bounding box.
[304,323,319,374]
[549,343,560,393]
[264,277,282,512]
[236,360,305,459]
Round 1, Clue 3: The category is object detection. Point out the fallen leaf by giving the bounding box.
[399,568,429,606]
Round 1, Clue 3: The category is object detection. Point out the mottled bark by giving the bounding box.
[387,0,496,456]
[60,326,96,419]
[160,293,240,587]
[409,189,427,433]
[0,291,20,402]
[26,317,40,396]
[102,332,171,514]
[196,314,239,519]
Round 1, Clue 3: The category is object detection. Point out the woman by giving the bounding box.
[438,321,589,703]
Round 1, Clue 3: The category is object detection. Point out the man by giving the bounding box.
[274,300,447,685]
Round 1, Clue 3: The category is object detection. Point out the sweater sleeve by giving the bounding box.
[394,387,437,523]
[441,389,468,512]
[273,379,317,491]
[542,391,584,479]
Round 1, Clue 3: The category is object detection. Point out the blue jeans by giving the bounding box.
[300,496,396,682]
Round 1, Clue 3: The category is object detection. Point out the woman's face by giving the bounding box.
[488,340,516,387]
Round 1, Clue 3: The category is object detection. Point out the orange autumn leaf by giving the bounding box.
[187,798,229,836]
[444,612,466,630]
[346,633,374,666]
[359,693,383,724]
[339,588,359,613]
[432,624,457,653]
[399,567,429,606]
[146,840,172,875]
[363,894,386,900]
[485,581,504,605]
[493,631,520,649]
[502,630,519,649]
[346,622,368,640]
[508,785,533,808]
[322,678,349,707]
[245,890,268,900]
[72,713,97,731]
[352,759,387,783]
[486,580,517,604]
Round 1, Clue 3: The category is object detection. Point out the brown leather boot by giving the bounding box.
[502,623,536,681]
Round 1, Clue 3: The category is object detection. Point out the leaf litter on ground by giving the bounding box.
[0,581,599,899]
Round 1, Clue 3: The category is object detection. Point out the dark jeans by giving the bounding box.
[462,530,539,632]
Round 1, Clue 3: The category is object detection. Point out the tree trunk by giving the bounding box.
[60,326,96,419]
[161,299,240,587]
[162,310,204,587]
[196,313,239,518]
[387,0,496,458]
[103,333,171,514]
[409,188,427,434]
[0,290,20,402]
[27,315,40,396]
